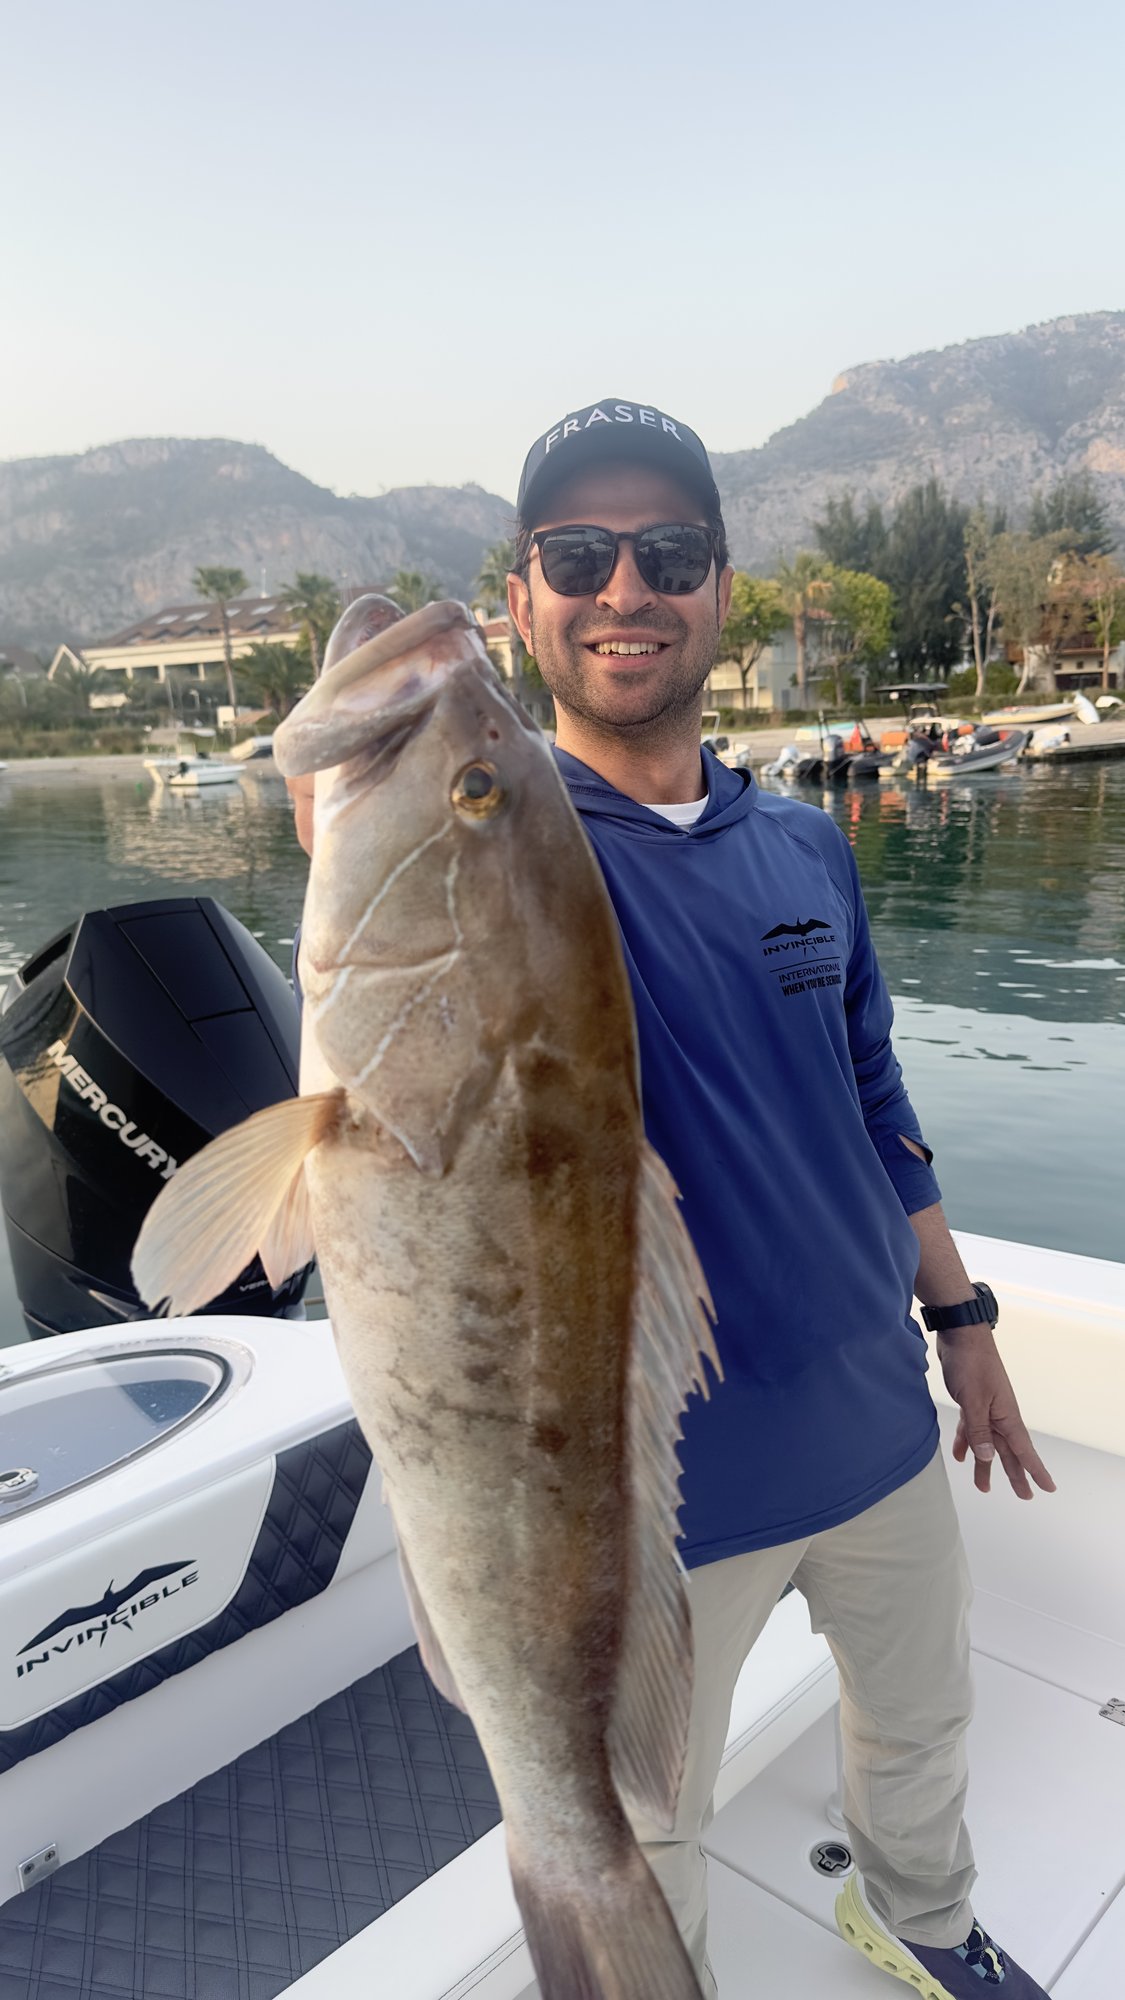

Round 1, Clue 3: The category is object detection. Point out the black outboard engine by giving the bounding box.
[0,897,311,1338]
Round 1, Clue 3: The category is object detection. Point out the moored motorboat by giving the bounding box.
[982,702,1075,728]
[924,726,1028,778]
[228,733,277,764]
[144,753,242,788]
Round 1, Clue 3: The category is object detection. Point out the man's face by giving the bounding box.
[507,463,733,741]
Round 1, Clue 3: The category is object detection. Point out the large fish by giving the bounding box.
[133,595,719,2000]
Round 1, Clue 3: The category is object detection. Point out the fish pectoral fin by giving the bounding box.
[258,1162,316,1289]
[395,1534,466,1713]
[131,1090,345,1317]
[609,1143,721,1835]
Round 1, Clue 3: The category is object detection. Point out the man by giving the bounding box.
[503,400,1055,2000]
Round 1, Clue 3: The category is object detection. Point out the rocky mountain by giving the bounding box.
[4,314,1124,649]
[712,311,1125,570]
[0,439,515,652]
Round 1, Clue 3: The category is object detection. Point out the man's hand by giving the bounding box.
[937,1327,1056,1499]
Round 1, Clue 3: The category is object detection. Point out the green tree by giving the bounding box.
[719,573,788,709]
[49,653,110,715]
[774,552,827,703]
[387,570,443,613]
[987,533,1061,694]
[193,565,248,714]
[279,573,340,676]
[235,640,314,720]
[1084,553,1125,691]
[812,492,888,576]
[882,480,968,675]
[473,538,534,704]
[473,540,516,616]
[1028,472,1115,557]
[961,505,1007,704]
[816,566,894,707]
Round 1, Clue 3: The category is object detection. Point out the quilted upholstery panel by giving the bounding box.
[0,1421,372,1777]
[0,1646,501,1999]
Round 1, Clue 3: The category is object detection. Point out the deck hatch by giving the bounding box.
[0,1348,228,1517]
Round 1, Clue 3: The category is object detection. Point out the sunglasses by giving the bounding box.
[529,523,717,598]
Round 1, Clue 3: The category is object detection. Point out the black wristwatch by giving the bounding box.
[921,1282,999,1334]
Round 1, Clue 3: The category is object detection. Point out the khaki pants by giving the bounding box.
[631,1450,976,1997]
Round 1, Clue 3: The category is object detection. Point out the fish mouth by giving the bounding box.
[275,601,486,778]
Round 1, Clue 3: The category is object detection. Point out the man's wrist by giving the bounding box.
[921,1282,999,1335]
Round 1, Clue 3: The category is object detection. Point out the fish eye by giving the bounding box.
[451,760,506,819]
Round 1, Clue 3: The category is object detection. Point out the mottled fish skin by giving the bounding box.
[222,602,711,1995]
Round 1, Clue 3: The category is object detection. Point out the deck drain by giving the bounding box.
[0,1469,39,1501]
[810,1840,854,1878]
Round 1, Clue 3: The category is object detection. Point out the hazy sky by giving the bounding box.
[3,0,1122,504]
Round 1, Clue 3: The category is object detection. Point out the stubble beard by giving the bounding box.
[528,601,721,750]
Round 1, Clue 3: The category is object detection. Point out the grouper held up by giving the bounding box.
[132,594,720,1999]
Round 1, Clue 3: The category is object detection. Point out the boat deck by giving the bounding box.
[0,1647,499,1999]
[7,1581,1123,1998]
[701,1618,1125,2000]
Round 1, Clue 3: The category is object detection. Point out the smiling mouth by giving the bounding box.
[588,640,667,657]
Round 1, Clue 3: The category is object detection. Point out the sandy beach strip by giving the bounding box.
[0,753,154,782]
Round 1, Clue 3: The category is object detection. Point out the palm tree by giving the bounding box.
[51,653,110,716]
[473,538,533,699]
[387,570,443,613]
[473,540,516,617]
[279,573,340,676]
[193,565,248,715]
[774,553,827,704]
[235,641,314,720]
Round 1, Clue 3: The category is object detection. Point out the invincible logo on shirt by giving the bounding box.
[760,917,842,998]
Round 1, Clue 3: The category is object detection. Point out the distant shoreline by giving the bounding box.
[0,754,153,781]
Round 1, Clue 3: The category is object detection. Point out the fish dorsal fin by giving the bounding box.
[608,1143,720,1834]
[131,1091,345,1317]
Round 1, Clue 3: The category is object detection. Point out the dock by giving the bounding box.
[1022,718,1125,762]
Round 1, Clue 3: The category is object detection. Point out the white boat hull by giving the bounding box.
[144,757,242,788]
[3,1234,1122,1995]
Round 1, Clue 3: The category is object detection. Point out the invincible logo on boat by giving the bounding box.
[16,1561,199,1676]
[44,1039,179,1179]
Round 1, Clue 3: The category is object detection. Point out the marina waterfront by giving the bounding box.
[0,757,1122,1345]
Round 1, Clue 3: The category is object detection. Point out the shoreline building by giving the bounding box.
[48,599,308,704]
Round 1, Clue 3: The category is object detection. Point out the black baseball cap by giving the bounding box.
[516,398,722,528]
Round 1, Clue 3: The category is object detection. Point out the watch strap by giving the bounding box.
[921,1283,997,1334]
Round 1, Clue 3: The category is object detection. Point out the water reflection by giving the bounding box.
[784,763,1125,1026]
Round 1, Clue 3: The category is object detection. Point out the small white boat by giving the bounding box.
[228,734,277,764]
[144,754,242,789]
[981,702,1075,728]
[2,1231,1122,1999]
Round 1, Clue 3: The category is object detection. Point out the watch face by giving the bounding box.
[974,1281,998,1325]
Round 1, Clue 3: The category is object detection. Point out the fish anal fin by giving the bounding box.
[609,1144,720,1834]
[396,1535,465,1713]
[131,1090,345,1317]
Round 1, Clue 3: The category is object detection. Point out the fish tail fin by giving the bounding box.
[131,1090,345,1316]
[510,1838,703,2000]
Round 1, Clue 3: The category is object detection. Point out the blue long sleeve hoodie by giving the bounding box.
[555,747,941,1565]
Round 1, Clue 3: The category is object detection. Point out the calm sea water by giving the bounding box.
[0,758,1122,1343]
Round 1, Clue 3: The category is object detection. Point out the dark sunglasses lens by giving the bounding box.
[539,528,616,596]
[634,525,713,594]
